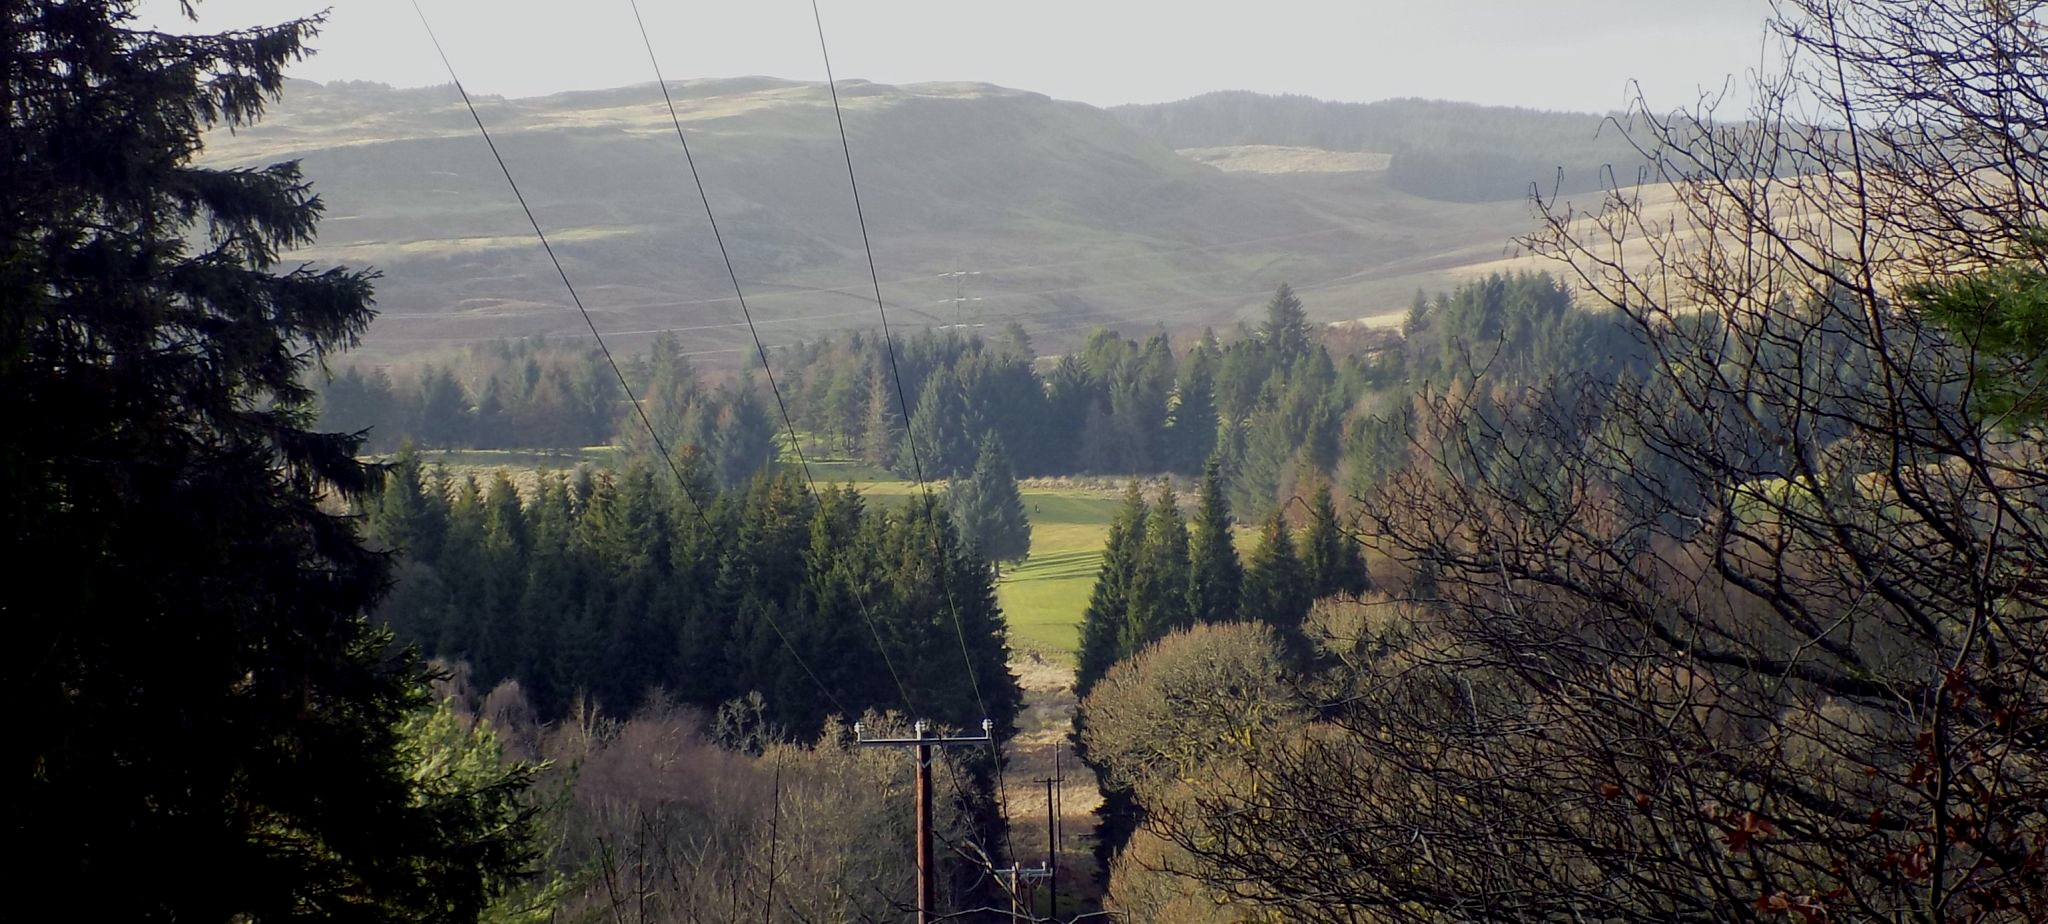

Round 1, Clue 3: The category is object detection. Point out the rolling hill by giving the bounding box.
[202,79,1599,363]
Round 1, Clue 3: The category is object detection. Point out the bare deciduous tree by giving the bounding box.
[1113,2,2048,921]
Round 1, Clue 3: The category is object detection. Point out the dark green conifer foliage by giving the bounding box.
[1166,339,1221,476]
[1076,483,1151,695]
[1262,282,1314,368]
[709,376,779,489]
[475,471,530,684]
[1127,481,1194,648]
[1242,512,1313,631]
[1188,457,1244,624]
[946,432,1032,570]
[902,364,975,478]
[1301,483,1370,599]
[3,5,533,920]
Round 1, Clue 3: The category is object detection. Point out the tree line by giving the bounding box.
[361,453,1021,737]
[325,270,1642,530]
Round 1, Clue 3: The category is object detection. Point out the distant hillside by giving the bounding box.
[1110,92,1655,203]
[204,79,1545,363]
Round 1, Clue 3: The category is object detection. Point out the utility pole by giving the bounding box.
[1033,745,1066,919]
[855,718,993,924]
[995,863,1051,923]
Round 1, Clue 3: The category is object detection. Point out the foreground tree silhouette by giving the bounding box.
[1121,2,2048,920]
[4,4,533,921]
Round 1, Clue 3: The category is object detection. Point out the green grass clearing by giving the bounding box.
[828,475,1119,660]
[997,491,1121,661]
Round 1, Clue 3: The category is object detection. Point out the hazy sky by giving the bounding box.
[140,0,1777,113]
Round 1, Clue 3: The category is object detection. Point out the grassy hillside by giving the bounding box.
[1110,92,1652,203]
[208,79,1547,364]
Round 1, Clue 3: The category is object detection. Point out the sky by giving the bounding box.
[137,0,1778,114]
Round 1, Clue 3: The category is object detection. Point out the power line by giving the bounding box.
[625,0,921,722]
[406,0,849,721]
[808,0,1018,877]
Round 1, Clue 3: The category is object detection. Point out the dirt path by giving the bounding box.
[1001,652,1102,917]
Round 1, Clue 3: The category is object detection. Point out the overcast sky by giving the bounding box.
[139,0,1777,113]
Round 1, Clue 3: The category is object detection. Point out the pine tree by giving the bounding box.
[946,432,1032,572]
[1242,511,1312,631]
[1300,483,1369,599]
[1076,482,1150,694]
[4,6,534,920]
[1188,456,1243,624]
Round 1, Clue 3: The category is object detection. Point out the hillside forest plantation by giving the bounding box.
[12,1,2048,922]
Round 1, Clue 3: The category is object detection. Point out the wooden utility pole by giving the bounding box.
[855,718,993,924]
[1033,746,1065,918]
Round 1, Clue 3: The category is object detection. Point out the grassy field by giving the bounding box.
[996,491,1121,659]
[808,463,1120,661]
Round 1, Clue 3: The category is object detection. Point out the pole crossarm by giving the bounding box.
[853,719,995,924]
[853,718,994,748]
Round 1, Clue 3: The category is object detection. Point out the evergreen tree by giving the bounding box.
[1127,481,1193,648]
[1076,483,1150,694]
[710,377,779,490]
[900,364,975,478]
[1187,457,1243,624]
[4,6,534,920]
[1300,483,1369,599]
[415,364,473,447]
[1242,511,1312,631]
[946,432,1032,572]
[1233,387,1298,519]
[370,445,450,563]
[474,470,530,685]
[1107,362,1165,472]
[1041,355,1093,472]
[1165,339,1221,475]
[1261,282,1314,368]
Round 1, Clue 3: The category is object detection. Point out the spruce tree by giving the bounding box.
[1076,482,1150,694]
[1261,282,1314,368]
[4,5,533,920]
[1188,457,1244,624]
[901,365,974,478]
[1242,511,1312,631]
[1127,480,1193,649]
[946,432,1032,572]
[711,377,779,489]
[1301,483,1369,599]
